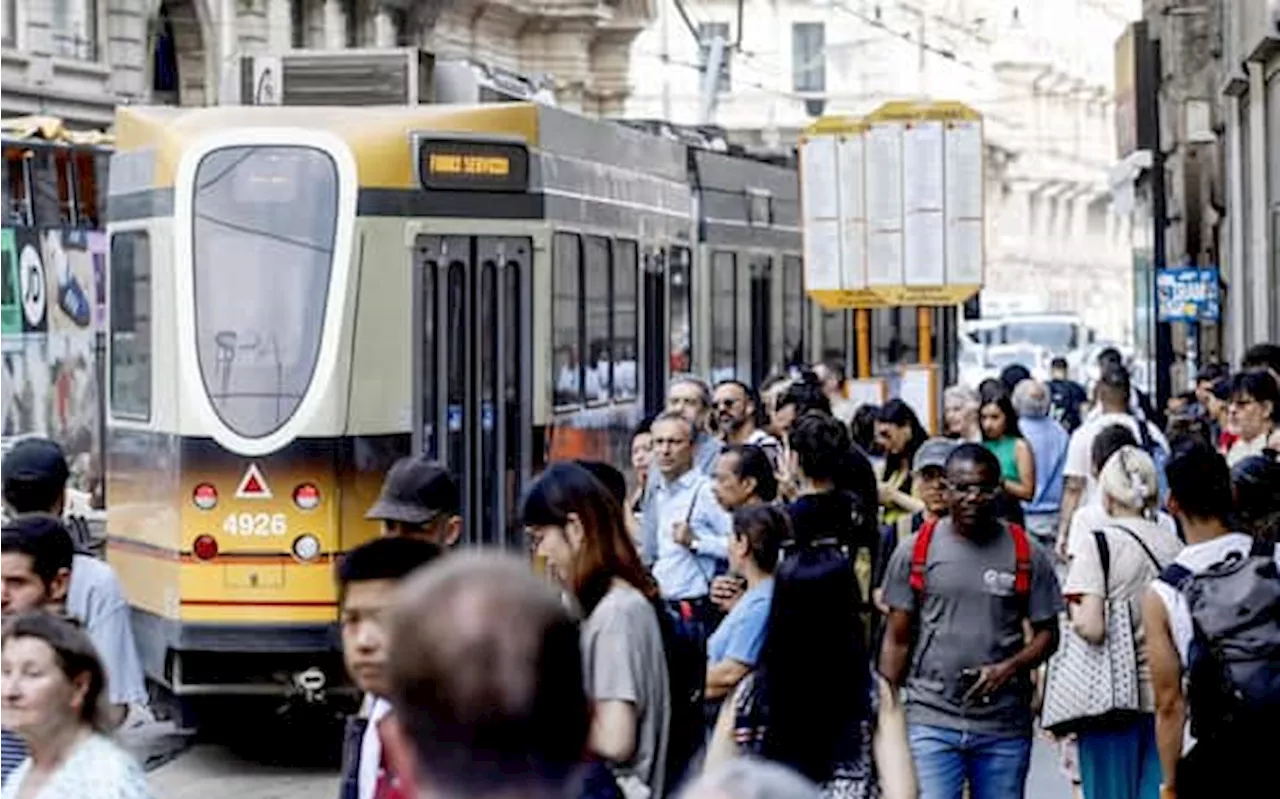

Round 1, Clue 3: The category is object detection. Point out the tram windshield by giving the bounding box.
[192,145,337,438]
[1000,321,1078,353]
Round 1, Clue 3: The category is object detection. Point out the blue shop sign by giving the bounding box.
[1156,267,1219,322]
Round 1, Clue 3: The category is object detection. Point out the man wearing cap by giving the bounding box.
[1,439,148,728]
[365,456,463,548]
[873,438,956,612]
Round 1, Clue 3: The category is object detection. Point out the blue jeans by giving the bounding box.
[908,724,1033,799]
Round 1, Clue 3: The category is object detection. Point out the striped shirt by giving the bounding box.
[0,728,26,788]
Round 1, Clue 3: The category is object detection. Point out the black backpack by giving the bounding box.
[1160,539,1280,742]
[652,598,708,797]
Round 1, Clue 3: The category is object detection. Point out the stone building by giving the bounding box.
[1,0,656,128]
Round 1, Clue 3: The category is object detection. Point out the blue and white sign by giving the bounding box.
[1156,266,1219,323]
[447,404,463,432]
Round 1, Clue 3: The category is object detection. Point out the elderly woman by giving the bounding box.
[942,384,982,442]
[1012,379,1071,548]
[1,612,152,799]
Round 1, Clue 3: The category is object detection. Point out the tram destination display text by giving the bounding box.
[416,138,530,192]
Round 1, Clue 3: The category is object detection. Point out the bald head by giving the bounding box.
[1012,379,1050,419]
[388,552,589,798]
[680,759,822,799]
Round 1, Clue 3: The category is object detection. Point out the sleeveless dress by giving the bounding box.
[984,436,1020,483]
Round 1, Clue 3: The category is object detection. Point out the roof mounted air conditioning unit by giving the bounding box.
[236,48,435,106]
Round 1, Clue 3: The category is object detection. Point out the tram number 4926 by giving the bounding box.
[223,512,288,537]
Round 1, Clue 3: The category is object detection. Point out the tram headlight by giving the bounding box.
[292,534,321,562]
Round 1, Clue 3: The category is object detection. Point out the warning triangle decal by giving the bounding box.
[235,463,273,500]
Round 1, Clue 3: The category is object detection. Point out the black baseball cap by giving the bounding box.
[2,438,70,488]
[365,457,460,526]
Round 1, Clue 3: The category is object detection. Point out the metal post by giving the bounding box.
[698,35,726,125]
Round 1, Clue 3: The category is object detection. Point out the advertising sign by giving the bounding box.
[1156,266,1219,322]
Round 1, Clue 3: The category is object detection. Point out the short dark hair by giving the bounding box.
[720,444,778,502]
[732,504,789,573]
[1051,356,1069,371]
[1242,343,1280,376]
[777,371,831,417]
[788,411,851,483]
[1197,362,1230,384]
[1097,347,1124,368]
[1230,369,1280,421]
[1,515,75,590]
[1166,439,1233,522]
[576,460,627,507]
[337,537,442,594]
[388,553,589,799]
[945,442,1001,484]
[1091,424,1139,474]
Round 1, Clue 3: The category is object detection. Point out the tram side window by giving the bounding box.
[820,309,848,365]
[669,246,692,374]
[710,250,738,384]
[613,239,638,401]
[552,232,583,407]
[782,255,806,369]
[109,232,152,419]
[583,235,611,404]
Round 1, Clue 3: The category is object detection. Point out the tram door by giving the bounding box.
[748,256,773,388]
[641,248,667,416]
[414,234,530,548]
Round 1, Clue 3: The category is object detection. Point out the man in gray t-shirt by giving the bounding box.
[880,443,1062,799]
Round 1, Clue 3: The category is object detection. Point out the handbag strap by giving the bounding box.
[1090,529,1112,592]
[1105,522,1164,574]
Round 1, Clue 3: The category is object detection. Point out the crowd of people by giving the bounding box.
[1,342,1278,799]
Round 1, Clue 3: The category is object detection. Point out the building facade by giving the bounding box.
[626,0,1138,345]
[1,0,655,128]
[1219,0,1280,357]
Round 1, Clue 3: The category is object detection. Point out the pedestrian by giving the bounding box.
[707,445,777,615]
[813,360,857,426]
[629,419,656,538]
[704,506,784,711]
[1,438,147,727]
[771,371,830,441]
[1048,357,1088,433]
[1012,379,1070,550]
[335,537,443,799]
[680,758,821,799]
[942,385,982,443]
[1,612,152,799]
[1223,369,1277,467]
[978,392,1036,503]
[665,375,722,475]
[873,437,957,613]
[1059,447,1181,799]
[380,553,593,799]
[880,444,1063,799]
[1230,451,1280,543]
[365,456,463,547]
[523,463,670,799]
[1143,441,1279,798]
[1,516,76,786]
[875,400,928,527]
[711,381,782,468]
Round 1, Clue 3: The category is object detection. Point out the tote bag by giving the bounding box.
[1040,527,1153,735]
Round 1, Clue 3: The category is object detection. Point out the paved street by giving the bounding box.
[136,733,1073,798]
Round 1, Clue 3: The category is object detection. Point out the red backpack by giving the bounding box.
[908,517,1032,599]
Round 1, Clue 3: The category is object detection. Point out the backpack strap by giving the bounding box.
[1008,522,1032,596]
[1250,538,1276,559]
[1159,562,1194,591]
[909,517,938,593]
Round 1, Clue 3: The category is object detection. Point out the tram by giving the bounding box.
[104,95,956,707]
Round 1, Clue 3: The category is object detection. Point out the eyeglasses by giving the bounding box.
[713,398,740,409]
[945,481,998,501]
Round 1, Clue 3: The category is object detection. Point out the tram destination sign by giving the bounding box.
[416,138,530,192]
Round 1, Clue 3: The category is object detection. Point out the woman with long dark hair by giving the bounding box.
[522,463,670,799]
[979,392,1036,502]
[874,400,927,526]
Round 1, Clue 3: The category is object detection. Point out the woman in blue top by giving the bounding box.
[704,505,785,706]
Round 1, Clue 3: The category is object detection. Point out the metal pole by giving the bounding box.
[698,35,726,125]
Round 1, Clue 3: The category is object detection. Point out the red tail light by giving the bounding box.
[293,483,321,510]
[192,483,218,510]
[193,535,219,561]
